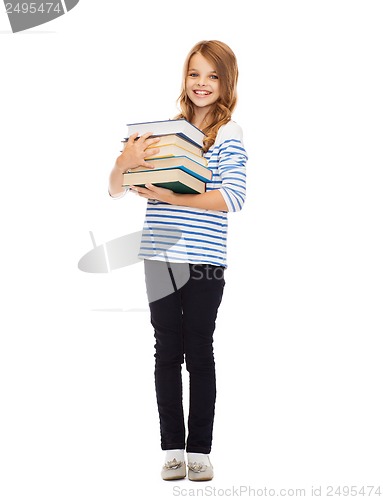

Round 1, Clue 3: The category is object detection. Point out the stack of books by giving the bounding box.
[121,119,212,194]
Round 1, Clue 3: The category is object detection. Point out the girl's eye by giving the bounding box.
[189,73,199,77]
[210,75,219,80]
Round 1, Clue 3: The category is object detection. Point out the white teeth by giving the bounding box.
[194,90,211,95]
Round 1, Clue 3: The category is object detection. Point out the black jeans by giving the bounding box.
[144,260,225,454]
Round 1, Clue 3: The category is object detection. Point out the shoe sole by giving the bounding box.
[188,473,214,481]
[189,477,213,482]
[162,474,187,481]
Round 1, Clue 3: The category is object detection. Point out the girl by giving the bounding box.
[108,40,247,481]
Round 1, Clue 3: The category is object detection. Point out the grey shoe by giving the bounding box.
[187,461,214,481]
[161,458,187,480]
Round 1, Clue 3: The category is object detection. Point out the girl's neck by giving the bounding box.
[192,108,212,131]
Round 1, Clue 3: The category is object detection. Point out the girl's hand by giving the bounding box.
[115,132,160,173]
[130,183,176,204]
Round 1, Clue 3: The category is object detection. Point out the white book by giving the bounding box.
[122,134,204,157]
[144,144,207,167]
[129,155,212,182]
[126,119,205,148]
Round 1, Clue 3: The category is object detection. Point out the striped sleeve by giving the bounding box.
[216,128,247,213]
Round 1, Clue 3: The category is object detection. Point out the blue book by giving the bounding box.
[130,156,212,183]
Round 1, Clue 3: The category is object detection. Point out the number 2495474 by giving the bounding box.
[5,3,62,14]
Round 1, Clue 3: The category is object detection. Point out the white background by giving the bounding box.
[1,1,382,498]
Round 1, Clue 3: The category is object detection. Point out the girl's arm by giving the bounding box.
[130,123,247,211]
[108,161,127,198]
[108,132,160,197]
[131,184,229,211]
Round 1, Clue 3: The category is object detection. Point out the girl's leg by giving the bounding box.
[181,264,225,454]
[145,260,185,450]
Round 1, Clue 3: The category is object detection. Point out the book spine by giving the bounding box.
[122,166,211,183]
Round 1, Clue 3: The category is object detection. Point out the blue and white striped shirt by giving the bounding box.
[138,121,247,268]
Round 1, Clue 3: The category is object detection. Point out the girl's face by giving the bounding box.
[186,53,220,113]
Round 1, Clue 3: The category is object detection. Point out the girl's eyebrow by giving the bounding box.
[188,68,218,73]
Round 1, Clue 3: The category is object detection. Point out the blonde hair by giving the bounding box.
[175,40,239,152]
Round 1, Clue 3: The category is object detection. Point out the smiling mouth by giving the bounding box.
[193,90,212,96]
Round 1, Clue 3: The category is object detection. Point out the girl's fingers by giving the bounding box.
[130,186,150,197]
[127,132,139,143]
[140,162,155,169]
[144,147,160,157]
[137,132,153,142]
[146,137,161,146]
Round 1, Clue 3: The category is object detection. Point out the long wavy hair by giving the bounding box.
[175,40,239,152]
